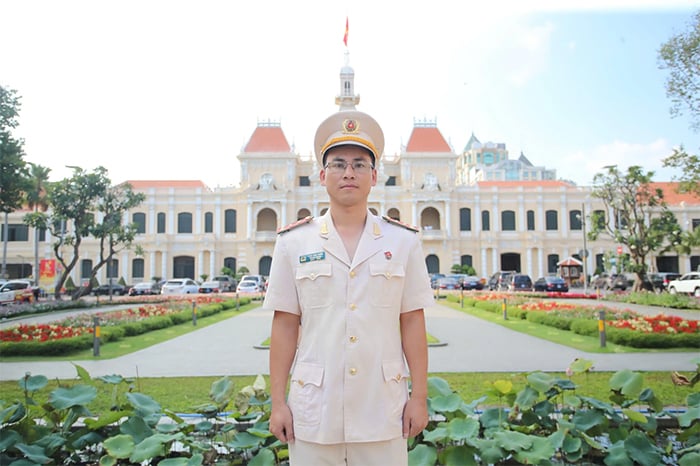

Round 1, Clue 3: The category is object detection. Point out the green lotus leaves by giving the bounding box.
[103,434,134,459]
[18,374,48,392]
[609,370,644,398]
[48,385,97,410]
[407,444,438,466]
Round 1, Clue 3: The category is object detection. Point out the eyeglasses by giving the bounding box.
[324,160,374,174]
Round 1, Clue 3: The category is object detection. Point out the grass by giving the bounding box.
[1,295,697,415]
[443,299,699,353]
[1,371,694,415]
[0,301,259,362]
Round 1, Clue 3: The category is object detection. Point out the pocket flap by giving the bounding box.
[382,359,409,383]
[369,263,405,280]
[291,362,325,387]
[296,263,332,281]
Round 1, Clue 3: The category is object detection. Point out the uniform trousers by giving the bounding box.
[288,437,408,466]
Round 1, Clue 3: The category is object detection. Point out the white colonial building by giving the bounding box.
[3,58,700,289]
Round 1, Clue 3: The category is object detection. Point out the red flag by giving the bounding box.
[343,17,349,46]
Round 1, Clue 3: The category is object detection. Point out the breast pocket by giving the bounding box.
[289,362,325,426]
[368,262,406,308]
[295,263,333,309]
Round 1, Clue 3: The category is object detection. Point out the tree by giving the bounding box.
[24,163,52,283]
[77,182,145,300]
[659,11,700,198]
[588,165,686,291]
[23,166,132,300]
[0,85,31,278]
[658,11,700,131]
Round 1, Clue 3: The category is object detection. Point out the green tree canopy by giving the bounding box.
[589,165,688,290]
[24,166,144,299]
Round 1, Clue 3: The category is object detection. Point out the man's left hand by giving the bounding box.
[402,397,428,438]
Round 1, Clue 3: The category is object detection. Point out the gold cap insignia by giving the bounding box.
[343,119,359,133]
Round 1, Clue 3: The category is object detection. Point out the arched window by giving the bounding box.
[545,210,558,230]
[482,211,490,231]
[570,210,582,230]
[386,208,400,220]
[157,212,166,233]
[132,258,145,279]
[225,209,237,233]
[527,210,535,231]
[204,212,213,233]
[459,208,471,231]
[501,210,516,231]
[177,212,193,233]
[173,256,195,279]
[257,208,277,231]
[132,213,146,234]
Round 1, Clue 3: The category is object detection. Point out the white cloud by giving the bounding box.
[557,138,680,185]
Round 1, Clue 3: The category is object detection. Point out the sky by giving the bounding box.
[2,0,699,188]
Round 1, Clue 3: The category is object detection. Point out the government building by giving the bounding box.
[3,57,700,289]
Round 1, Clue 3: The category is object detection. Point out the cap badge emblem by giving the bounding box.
[385,251,392,260]
[343,119,359,133]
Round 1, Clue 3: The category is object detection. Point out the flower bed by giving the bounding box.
[0,296,246,356]
[456,295,700,348]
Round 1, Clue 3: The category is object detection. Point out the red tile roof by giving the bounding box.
[244,125,291,152]
[125,180,209,189]
[477,180,576,189]
[650,182,700,205]
[405,126,451,153]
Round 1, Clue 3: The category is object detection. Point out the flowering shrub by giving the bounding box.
[0,323,93,342]
[1,296,228,344]
[609,313,699,334]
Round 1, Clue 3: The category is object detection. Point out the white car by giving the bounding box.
[236,280,261,294]
[668,272,700,298]
[160,278,200,295]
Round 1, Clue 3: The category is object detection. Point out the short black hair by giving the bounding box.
[322,145,375,167]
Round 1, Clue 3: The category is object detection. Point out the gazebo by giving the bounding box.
[557,256,583,288]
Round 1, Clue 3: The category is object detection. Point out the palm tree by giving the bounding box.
[25,163,51,286]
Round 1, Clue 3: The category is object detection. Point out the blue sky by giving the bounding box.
[2,0,698,187]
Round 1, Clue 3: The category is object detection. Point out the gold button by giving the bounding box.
[385,272,392,279]
[349,271,356,278]
[349,336,358,343]
[395,373,402,381]
[310,273,316,280]
[349,368,357,375]
[350,304,357,310]
[297,379,304,386]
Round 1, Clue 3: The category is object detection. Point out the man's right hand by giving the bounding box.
[270,403,295,443]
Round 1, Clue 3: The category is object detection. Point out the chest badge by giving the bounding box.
[300,251,326,263]
[384,251,392,260]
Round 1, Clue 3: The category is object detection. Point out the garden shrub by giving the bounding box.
[526,311,573,330]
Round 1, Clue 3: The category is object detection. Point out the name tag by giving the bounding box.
[299,251,326,263]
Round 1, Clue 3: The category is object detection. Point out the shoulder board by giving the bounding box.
[278,216,313,234]
[382,215,419,233]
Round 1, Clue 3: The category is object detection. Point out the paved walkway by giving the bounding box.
[1,300,698,381]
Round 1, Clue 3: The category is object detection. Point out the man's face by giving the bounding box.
[320,145,377,207]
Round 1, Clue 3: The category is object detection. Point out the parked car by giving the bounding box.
[429,273,446,289]
[93,283,126,296]
[0,280,35,304]
[161,278,199,295]
[592,273,628,291]
[236,280,261,294]
[533,276,569,292]
[128,282,159,296]
[241,274,266,291]
[508,274,533,292]
[199,280,221,293]
[488,271,515,291]
[212,275,237,292]
[437,277,460,290]
[642,272,682,292]
[460,276,485,290]
[667,272,700,297]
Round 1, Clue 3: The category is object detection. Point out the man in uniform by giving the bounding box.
[264,109,434,465]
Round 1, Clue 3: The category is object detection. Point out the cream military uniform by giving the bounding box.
[263,210,433,444]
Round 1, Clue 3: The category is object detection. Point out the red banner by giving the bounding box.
[343,17,349,46]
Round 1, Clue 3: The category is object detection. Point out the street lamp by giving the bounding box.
[576,203,589,295]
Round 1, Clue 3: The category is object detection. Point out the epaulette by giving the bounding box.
[382,215,419,233]
[277,216,313,234]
